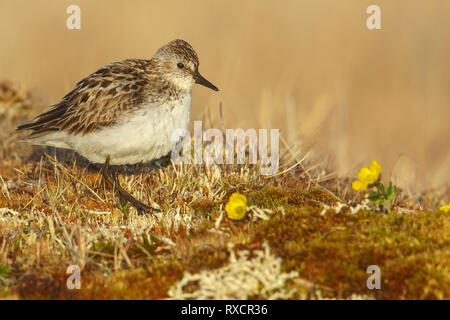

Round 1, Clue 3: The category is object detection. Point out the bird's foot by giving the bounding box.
[102,157,160,214]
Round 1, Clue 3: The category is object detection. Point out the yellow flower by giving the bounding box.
[225,193,248,220]
[439,203,450,212]
[352,160,382,191]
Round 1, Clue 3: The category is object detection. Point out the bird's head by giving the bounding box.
[153,39,218,92]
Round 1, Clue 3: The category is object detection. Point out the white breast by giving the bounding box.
[64,94,191,165]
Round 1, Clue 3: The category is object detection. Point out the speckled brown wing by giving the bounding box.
[17,59,152,136]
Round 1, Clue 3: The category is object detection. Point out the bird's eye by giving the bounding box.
[177,63,184,69]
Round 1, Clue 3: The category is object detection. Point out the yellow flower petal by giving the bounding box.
[359,168,378,185]
[352,180,368,191]
[370,160,381,175]
[369,160,382,181]
[225,193,248,220]
[439,203,450,212]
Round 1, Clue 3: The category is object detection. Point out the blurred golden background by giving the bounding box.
[1,0,449,192]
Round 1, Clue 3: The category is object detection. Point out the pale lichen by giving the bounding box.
[168,242,298,300]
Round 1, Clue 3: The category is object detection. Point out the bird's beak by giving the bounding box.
[194,70,219,91]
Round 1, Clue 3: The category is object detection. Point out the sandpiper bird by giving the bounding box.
[17,39,218,212]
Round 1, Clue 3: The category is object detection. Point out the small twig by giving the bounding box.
[44,154,106,204]
[264,151,311,178]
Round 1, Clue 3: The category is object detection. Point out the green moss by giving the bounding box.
[13,269,78,299]
[252,209,450,299]
[117,204,131,214]
[247,186,338,210]
[191,198,216,217]
[78,246,232,299]
[301,187,339,206]
[0,265,12,277]
[249,186,290,208]
[90,240,115,255]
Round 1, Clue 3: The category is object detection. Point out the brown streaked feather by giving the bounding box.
[17,59,155,136]
[154,39,199,69]
[17,39,202,137]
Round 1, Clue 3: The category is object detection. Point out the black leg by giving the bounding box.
[101,156,156,214]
